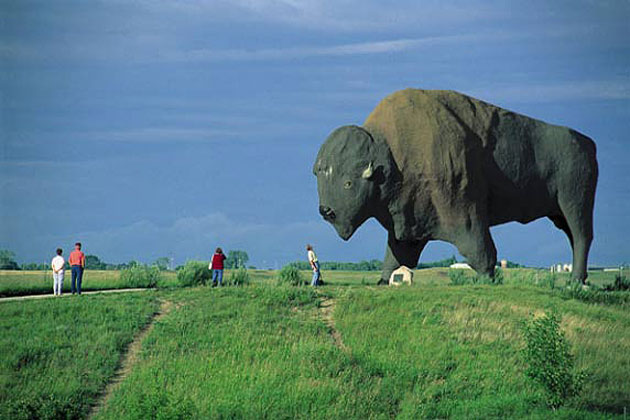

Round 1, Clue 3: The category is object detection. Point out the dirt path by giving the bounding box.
[319,297,348,352]
[88,299,173,419]
[0,288,150,303]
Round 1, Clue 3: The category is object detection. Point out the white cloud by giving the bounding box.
[81,127,242,143]
[166,35,475,62]
[141,0,503,32]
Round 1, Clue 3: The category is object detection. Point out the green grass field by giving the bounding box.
[1,268,628,418]
[0,292,160,419]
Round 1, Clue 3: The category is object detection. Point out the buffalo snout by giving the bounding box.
[319,205,336,221]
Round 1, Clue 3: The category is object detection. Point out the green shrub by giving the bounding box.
[557,283,630,306]
[506,271,556,289]
[521,311,585,409]
[120,265,161,288]
[449,268,503,285]
[603,274,630,291]
[227,267,250,286]
[448,269,471,285]
[177,261,212,287]
[474,268,504,285]
[540,272,556,289]
[492,268,504,284]
[277,265,306,286]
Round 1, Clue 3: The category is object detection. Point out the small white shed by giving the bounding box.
[449,263,472,269]
[389,266,414,286]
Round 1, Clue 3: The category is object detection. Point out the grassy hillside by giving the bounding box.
[1,269,628,418]
[335,285,629,417]
[97,283,628,418]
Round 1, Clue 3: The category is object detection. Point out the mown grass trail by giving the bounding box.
[96,287,402,419]
[318,296,348,352]
[88,300,174,419]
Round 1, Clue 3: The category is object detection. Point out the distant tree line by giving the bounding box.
[225,250,249,269]
[0,250,20,270]
[0,249,177,271]
[0,248,254,271]
[288,257,456,271]
[499,260,523,268]
[417,256,458,269]
[288,256,523,271]
[3,247,522,271]
[289,257,457,271]
[174,250,251,270]
[289,260,383,271]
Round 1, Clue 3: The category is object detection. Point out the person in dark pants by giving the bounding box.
[68,242,85,295]
[210,247,226,287]
[307,244,321,286]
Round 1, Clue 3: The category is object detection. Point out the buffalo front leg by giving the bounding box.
[378,234,427,285]
[453,224,497,278]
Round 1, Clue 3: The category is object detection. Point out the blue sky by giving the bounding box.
[1,0,629,268]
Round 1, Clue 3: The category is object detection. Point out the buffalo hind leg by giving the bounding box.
[379,234,427,285]
[558,200,594,284]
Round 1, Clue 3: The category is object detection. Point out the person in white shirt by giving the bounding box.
[306,244,320,286]
[51,248,65,296]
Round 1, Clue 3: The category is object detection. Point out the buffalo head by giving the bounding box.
[313,125,395,240]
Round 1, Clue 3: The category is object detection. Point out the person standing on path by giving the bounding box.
[210,247,226,287]
[307,244,321,287]
[69,242,85,295]
[51,248,65,296]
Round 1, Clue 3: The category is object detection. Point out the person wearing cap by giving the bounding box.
[68,242,85,295]
[307,244,321,286]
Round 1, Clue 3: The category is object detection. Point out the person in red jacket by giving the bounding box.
[68,242,85,295]
[210,247,226,287]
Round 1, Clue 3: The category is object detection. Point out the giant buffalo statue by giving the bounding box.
[313,89,598,284]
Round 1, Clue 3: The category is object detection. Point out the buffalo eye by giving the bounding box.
[344,180,352,189]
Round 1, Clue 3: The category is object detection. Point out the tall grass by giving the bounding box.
[448,268,504,285]
[119,265,162,288]
[276,265,306,286]
[176,261,212,287]
[226,267,251,286]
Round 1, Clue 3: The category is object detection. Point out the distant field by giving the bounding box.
[312,267,621,288]
[0,268,621,297]
[0,270,179,297]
